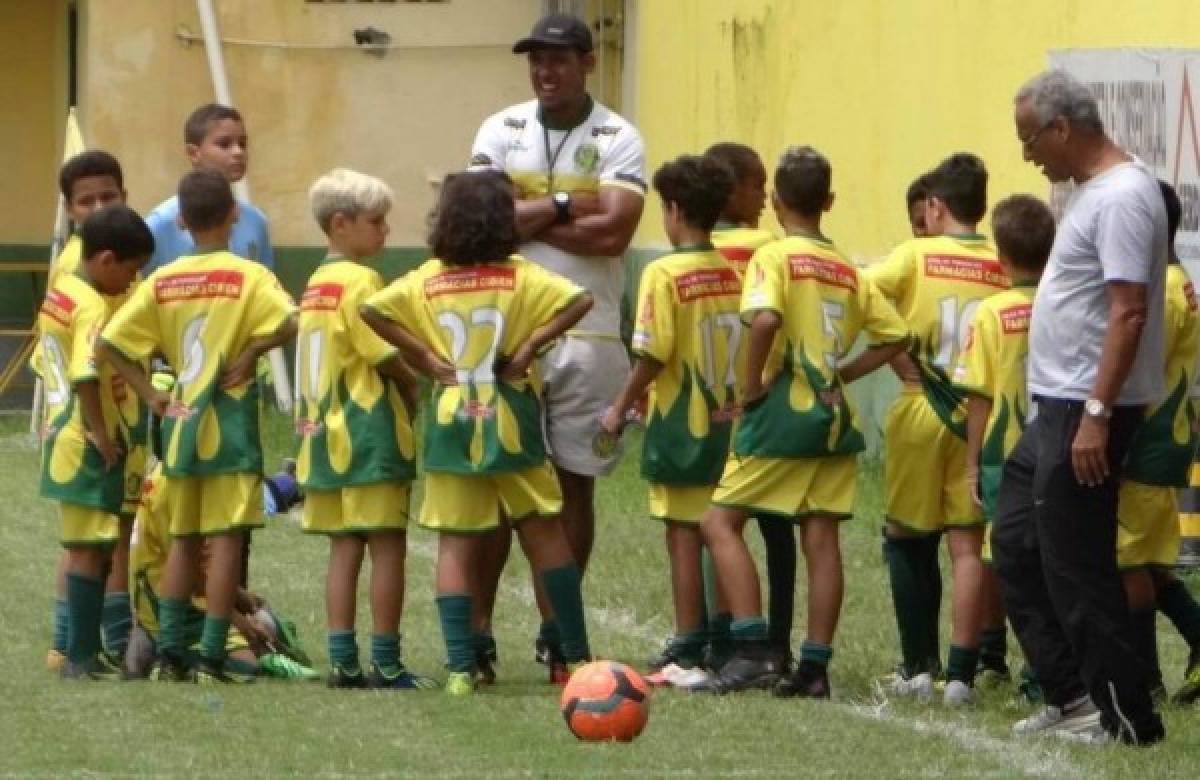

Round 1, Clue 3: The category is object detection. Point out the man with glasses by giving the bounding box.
[992,69,1167,746]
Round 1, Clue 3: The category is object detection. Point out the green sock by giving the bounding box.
[65,573,105,665]
[946,643,979,686]
[1158,578,1200,649]
[101,592,132,658]
[917,534,943,674]
[328,629,359,673]
[800,640,833,669]
[882,534,931,676]
[979,626,1008,671]
[52,599,68,653]
[199,616,232,663]
[157,597,191,656]
[542,565,590,662]
[436,593,474,673]
[370,633,401,675]
[701,547,719,624]
[730,616,768,643]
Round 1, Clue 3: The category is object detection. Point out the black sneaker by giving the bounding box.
[195,656,254,685]
[476,637,498,686]
[695,643,782,694]
[646,636,689,673]
[328,664,367,689]
[534,636,551,665]
[367,661,437,690]
[773,661,830,699]
[149,652,193,683]
[60,655,122,681]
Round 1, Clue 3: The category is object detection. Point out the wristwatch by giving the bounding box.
[1084,398,1111,419]
[552,191,572,224]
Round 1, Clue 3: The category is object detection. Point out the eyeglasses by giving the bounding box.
[1019,120,1055,152]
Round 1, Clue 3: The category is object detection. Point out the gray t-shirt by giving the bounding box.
[1028,160,1167,406]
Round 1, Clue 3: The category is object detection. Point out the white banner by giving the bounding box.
[1050,49,1200,276]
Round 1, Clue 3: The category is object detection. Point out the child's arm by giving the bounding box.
[965,393,992,507]
[375,353,420,410]
[840,337,910,384]
[75,379,121,470]
[97,342,170,418]
[743,310,782,404]
[497,293,594,382]
[221,315,298,390]
[600,356,662,435]
[360,306,458,385]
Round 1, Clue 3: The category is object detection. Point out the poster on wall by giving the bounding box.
[1050,49,1200,276]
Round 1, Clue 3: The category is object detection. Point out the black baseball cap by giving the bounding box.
[512,13,593,54]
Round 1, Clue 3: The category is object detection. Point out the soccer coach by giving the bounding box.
[992,69,1166,745]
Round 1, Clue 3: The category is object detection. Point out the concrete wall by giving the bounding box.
[631,0,1200,260]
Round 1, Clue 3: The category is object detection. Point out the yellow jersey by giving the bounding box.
[1125,263,1200,487]
[868,234,1008,436]
[295,260,416,489]
[37,272,126,511]
[101,250,295,477]
[632,246,743,484]
[736,234,909,458]
[129,464,168,634]
[712,223,775,278]
[364,255,584,475]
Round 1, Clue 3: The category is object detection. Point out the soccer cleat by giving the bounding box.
[60,655,122,681]
[327,664,367,689]
[367,662,439,691]
[194,657,254,685]
[890,671,934,701]
[258,653,320,681]
[534,636,551,666]
[943,680,974,707]
[476,636,498,687]
[444,670,477,696]
[1012,697,1101,738]
[695,646,782,694]
[149,652,193,683]
[772,661,831,699]
[645,662,713,689]
[1171,648,1200,706]
[45,649,66,673]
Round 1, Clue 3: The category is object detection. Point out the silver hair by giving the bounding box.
[309,168,394,233]
[1015,69,1104,134]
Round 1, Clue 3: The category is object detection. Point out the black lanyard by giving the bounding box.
[543,125,573,190]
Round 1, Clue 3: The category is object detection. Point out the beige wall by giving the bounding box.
[0,0,69,245]
[79,0,541,246]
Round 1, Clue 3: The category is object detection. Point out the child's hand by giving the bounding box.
[149,390,172,418]
[420,349,458,385]
[967,464,982,508]
[87,433,123,471]
[599,406,623,436]
[890,353,922,384]
[497,344,535,382]
[221,349,258,390]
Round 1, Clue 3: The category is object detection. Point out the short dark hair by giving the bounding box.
[927,153,988,223]
[81,204,154,263]
[184,103,244,145]
[906,172,936,209]
[178,169,236,232]
[59,150,123,201]
[774,146,831,217]
[991,194,1055,273]
[653,155,735,232]
[1160,179,1182,262]
[428,171,519,265]
[704,142,764,184]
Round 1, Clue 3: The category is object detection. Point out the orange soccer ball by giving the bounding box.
[559,661,650,742]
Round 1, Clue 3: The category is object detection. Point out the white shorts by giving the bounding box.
[539,334,631,477]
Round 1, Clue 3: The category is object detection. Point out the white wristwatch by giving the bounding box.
[1084,398,1111,419]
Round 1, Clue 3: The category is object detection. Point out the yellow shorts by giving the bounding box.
[60,503,120,548]
[884,390,981,534]
[1117,480,1180,569]
[121,444,148,518]
[420,463,562,533]
[711,454,856,520]
[648,483,715,525]
[303,483,411,535]
[160,473,263,537]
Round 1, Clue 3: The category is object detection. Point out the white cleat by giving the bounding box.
[1012,697,1102,738]
[943,679,974,707]
[646,662,713,690]
[890,671,934,702]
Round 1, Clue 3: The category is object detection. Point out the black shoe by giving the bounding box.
[773,661,830,699]
[647,636,688,673]
[194,656,254,684]
[476,638,498,686]
[60,655,122,681]
[149,652,193,683]
[696,644,782,694]
[327,664,367,689]
[534,636,550,665]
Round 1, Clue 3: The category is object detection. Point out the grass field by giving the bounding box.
[3,409,1200,778]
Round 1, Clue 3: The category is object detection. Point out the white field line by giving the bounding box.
[404,536,1084,780]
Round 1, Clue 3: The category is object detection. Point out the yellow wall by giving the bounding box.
[79,0,541,247]
[633,0,1200,261]
[0,0,69,244]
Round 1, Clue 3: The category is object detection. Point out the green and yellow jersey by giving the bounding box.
[632,246,743,485]
[712,223,775,277]
[295,260,416,490]
[364,255,584,475]
[954,283,1035,515]
[1125,263,1200,487]
[867,234,1008,436]
[736,233,909,458]
[101,250,295,477]
[47,234,83,299]
[38,272,126,511]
